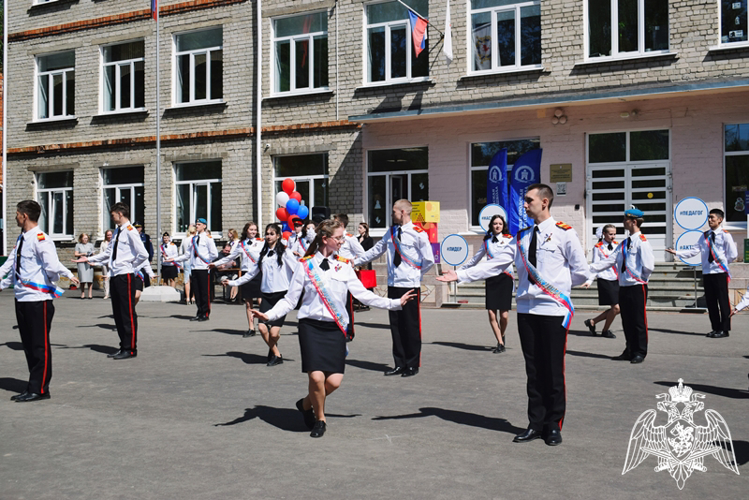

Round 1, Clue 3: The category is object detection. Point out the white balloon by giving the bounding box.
[276,191,290,207]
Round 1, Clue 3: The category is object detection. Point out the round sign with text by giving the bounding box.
[674,230,704,267]
[674,197,708,231]
[440,234,470,267]
[478,204,508,232]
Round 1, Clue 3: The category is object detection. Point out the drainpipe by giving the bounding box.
[2,0,8,255]
[255,0,263,227]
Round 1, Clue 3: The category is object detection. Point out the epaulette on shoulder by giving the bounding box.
[127,225,134,231]
[503,233,512,239]
[37,233,46,241]
[334,255,350,264]
[346,233,353,237]
[595,241,603,248]
[612,240,618,246]
[555,221,572,230]
[300,255,313,262]
[256,238,263,241]
[639,233,647,242]
[723,229,730,234]
[412,225,424,233]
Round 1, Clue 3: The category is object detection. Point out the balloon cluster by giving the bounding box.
[275,178,310,240]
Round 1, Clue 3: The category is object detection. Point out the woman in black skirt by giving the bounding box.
[583,225,620,339]
[460,214,514,353]
[252,220,416,438]
[159,233,180,287]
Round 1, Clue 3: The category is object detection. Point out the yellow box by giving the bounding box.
[412,201,440,223]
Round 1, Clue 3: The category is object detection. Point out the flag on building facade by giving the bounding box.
[444,0,453,64]
[151,0,158,20]
[508,149,543,235]
[487,148,508,210]
[408,11,428,57]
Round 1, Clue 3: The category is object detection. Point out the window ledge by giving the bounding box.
[95,109,149,117]
[166,100,226,111]
[574,51,677,67]
[30,0,78,11]
[27,116,78,126]
[462,66,545,80]
[355,78,434,92]
[265,89,334,101]
[708,42,749,53]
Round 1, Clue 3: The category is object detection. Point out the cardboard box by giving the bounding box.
[412,201,440,223]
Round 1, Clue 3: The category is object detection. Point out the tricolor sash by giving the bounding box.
[16,276,64,298]
[620,242,646,284]
[299,236,308,252]
[517,233,575,329]
[705,232,731,282]
[161,244,181,269]
[596,242,619,278]
[192,235,212,264]
[391,226,422,270]
[240,241,257,264]
[302,257,349,337]
[485,239,513,278]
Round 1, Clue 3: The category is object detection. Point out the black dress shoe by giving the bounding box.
[189,315,202,321]
[10,391,29,401]
[706,330,717,337]
[112,350,137,360]
[243,329,256,338]
[310,420,327,438]
[630,355,645,364]
[197,315,209,322]
[711,330,729,338]
[612,351,631,361]
[545,429,563,446]
[296,398,316,430]
[584,319,597,335]
[15,392,51,403]
[384,366,405,376]
[513,428,542,443]
[601,330,616,339]
[267,354,283,367]
[401,367,419,377]
[107,349,123,358]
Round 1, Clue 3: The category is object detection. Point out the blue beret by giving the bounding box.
[196,218,208,225]
[624,208,644,218]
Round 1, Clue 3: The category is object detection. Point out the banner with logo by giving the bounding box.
[508,149,543,235]
[486,148,508,210]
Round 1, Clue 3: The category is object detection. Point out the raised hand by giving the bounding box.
[400,289,418,306]
[436,270,458,283]
[250,309,269,322]
[72,257,89,264]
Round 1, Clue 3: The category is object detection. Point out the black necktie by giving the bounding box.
[267,250,275,257]
[608,243,613,251]
[15,236,24,275]
[492,236,498,243]
[621,237,631,273]
[528,227,538,285]
[320,258,330,271]
[708,232,715,263]
[111,227,122,261]
[393,227,402,268]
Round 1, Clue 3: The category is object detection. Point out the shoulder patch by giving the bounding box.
[256,238,263,241]
[412,225,424,233]
[334,255,350,264]
[37,233,46,241]
[300,255,313,262]
[612,240,618,246]
[503,233,513,239]
[346,233,353,238]
[595,241,603,248]
[723,229,730,234]
[127,225,134,231]
[639,234,647,242]
[555,221,572,231]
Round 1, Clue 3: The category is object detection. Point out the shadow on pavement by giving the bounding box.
[373,407,525,435]
[170,315,196,320]
[77,323,117,331]
[0,377,27,394]
[727,440,749,467]
[0,342,24,351]
[346,358,390,373]
[648,328,704,336]
[203,352,294,364]
[353,322,390,330]
[430,341,493,352]
[56,344,118,355]
[567,329,596,337]
[214,406,310,432]
[653,381,749,400]
[566,349,614,360]
[211,329,246,337]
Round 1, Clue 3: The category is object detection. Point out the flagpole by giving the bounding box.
[395,0,444,38]
[155,3,162,281]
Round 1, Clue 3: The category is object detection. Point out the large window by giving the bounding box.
[365,0,429,84]
[102,41,145,113]
[725,124,749,224]
[274,154,329,213]
[36,51,75,120]
[720,1,748,46]
[37,171,74,238]
[586,0,669,59]
[470,0,541,74]
[174,28,223,105]
[273,12,328,95]
[367,147,428,229]
[175,161,222,233]
[102,167,145,231]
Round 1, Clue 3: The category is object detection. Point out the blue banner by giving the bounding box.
[486,148,508,210]
[508,149,543,236]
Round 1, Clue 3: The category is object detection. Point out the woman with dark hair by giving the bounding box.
[251,220,417,438]
[583,225,620,339]
[460,214,514,353]
[159,232,180,287]
[357,221,374,252]
[223,223,298,366]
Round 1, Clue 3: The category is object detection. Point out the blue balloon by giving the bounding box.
[297,205,309,220]
[281,222,289,232]
[286,199,300,215]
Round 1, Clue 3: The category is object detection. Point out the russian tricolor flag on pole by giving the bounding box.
[408,11,428,58]
[151,0,158,20]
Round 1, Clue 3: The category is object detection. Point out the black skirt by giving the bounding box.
[241,273,263,300]
[162,265,178,280]
[260,291,288,327]
[597,278,620,306]
[298,318,346,374]
[486,273,513,311]
[134,276,144,292]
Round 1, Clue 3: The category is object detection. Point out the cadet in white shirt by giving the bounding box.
[333,213,366,340]
[667,208,738,338]
[159,232,180,287]
[0,201,80,402]
[169,218,219,321]
[589,208,655,364]
[287,219,316,257]
[251,220,416,438]
[354,200,435,378]
[223,223,299,367]
[583,225,620,339]
[439,184,592,447]
[77,202,148,360]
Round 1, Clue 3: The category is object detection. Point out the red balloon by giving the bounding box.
[282,178,295,194]
[290,191,302,202]
[282,231,292,240]
[276,207,289,221]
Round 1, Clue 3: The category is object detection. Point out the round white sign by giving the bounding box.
[674,197,708,231]
[440,234,470,267]
[478,204,508,232]
[674,230,704,267]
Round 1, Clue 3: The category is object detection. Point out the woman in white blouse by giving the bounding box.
[99,230,113,299]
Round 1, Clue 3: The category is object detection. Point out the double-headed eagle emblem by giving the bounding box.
[623,379,739,489]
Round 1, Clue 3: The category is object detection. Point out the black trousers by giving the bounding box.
[387,287,421,369]
[111,274,138,352]
[704,273,731,332]
[619,284,648,358]
[15,299,55,395]
[346,292,355,340]
[517,313,567,432]
[191,269,211,318]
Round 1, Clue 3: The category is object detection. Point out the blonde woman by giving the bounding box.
[100,230,114,299]
[180,224,197,304]
[75,233,95,299]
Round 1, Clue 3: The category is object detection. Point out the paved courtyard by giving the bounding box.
[1,291,747,499]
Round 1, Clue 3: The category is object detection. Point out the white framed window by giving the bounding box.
[719,1,748,46]
[102,167,145,231]
[273,154,329,215]
[33,1,59,5]
[36,51,75,120]
[101,40,145,113]
[469,0,541,74]
[365,0,429,85]
[175,161,222,234]
[585,0,669,60]
[469,138,540,228]
[724,123,749,228]
[272,11,329,95]
[367,147,428,230]
[36,171,74,239]
[173,28,223,106]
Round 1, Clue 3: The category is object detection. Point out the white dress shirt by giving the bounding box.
[88,219,149,277]
[590,230,655,286]
[212,238,263,272]
[172,232,219,270]
[673,228,737,274]
[460,234,516,277]
[229,244,299,293]
[0,226,75,302]
[591,240,620,282]
[338,233,366,260]
[159,242,180,267]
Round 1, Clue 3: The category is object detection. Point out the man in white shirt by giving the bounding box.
[76,202,148,359]
[170,218,218,321]
[0,200,79,401]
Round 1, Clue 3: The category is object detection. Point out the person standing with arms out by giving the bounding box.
[251,220,417,437]
[99,230,113,299]
[667,208,738,338]
[439,184,592,446]
[75,202,148,360]
[168,218,218,322]
[159,232,180,287]
[74,233,95,299]
[589,208,654,364]
[180,224,197,304]
[222,223,299,366]
[584,225,620,339]
[459,214,514,353]
[0,200,80,402]
[354,200,435,377]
